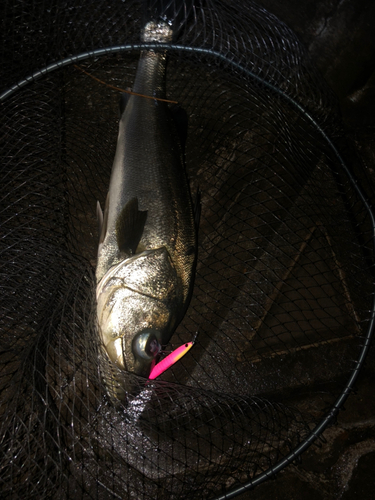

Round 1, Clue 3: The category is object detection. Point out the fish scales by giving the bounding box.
[96,19,196,388]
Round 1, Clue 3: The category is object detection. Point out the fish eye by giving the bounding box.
[132,331,161,361]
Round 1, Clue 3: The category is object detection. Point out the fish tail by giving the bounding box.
[142,0,194,42]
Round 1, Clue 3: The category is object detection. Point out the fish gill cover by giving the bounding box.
[0,1,374,499]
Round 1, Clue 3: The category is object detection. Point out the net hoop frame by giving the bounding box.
[1,43,374,499]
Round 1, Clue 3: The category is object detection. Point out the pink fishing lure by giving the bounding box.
[148,341,194,380]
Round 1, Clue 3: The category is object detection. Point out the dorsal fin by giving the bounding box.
[97,192,110,244]
[97,200,103,237]
[116,198,147,255]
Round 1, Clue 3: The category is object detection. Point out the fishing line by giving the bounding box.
[73,64,179,103]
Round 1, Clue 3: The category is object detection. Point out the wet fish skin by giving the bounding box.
[96,20,196,381]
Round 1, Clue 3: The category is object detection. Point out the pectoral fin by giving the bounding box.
[116,198,147,255]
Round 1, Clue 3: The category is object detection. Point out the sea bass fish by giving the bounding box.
[96,18,196,384]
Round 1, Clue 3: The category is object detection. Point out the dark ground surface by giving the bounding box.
[236,1,375,499]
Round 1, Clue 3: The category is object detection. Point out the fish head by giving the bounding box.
[96,248,182,378]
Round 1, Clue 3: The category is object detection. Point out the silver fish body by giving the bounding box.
[96,21,196,381]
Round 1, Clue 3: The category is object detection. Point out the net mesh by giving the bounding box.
[1,1,374,499]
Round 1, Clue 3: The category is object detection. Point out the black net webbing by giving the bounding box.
[1,1,374,499]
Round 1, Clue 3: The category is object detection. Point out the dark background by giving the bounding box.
[238,1,375,498]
